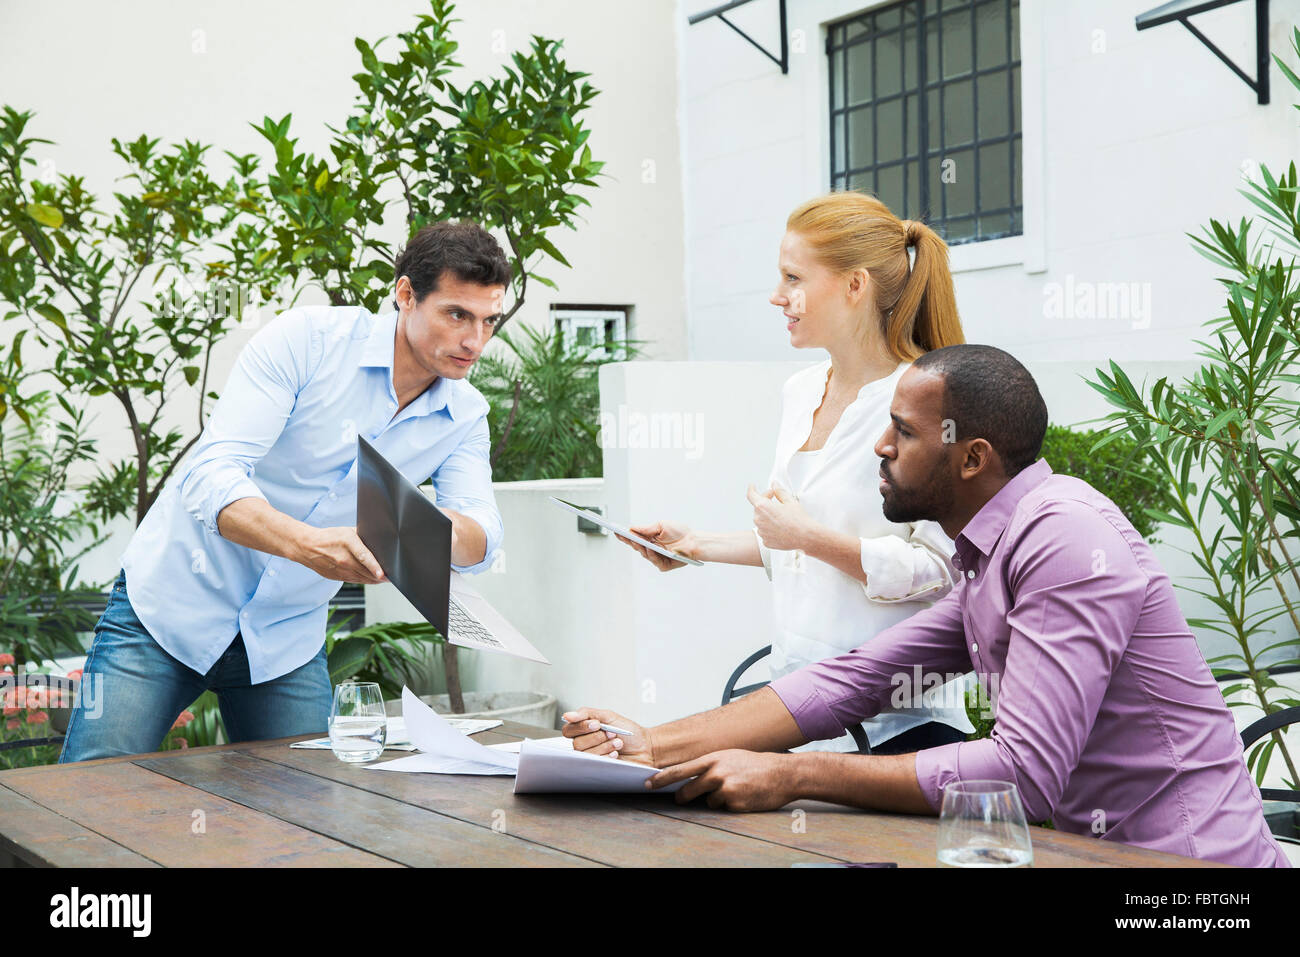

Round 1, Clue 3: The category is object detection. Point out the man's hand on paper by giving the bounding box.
[561,707,656,766]
[647,749,798,811]
[615,521,699,571]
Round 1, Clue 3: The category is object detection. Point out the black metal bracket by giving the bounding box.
[1136,0,1271,104]
[689,0,789,75]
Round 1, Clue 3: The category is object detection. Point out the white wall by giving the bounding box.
[681,0,1300,361]
[0,0,689,488]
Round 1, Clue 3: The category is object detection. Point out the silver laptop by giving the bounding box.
[355,435,548,664]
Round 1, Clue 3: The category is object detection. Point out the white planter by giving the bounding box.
[385,690,557,729]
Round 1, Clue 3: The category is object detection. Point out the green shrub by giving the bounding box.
[1038,423,1175,543]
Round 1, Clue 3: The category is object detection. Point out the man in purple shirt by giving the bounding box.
[563,345,1289,867]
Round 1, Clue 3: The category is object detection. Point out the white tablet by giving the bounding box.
[548,497,705,566]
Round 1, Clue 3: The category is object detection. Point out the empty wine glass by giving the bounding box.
[329,681,386,763]
[937,779,1034,867]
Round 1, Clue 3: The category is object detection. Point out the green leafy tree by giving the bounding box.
[252,0,603,330]
[0,107,277,524]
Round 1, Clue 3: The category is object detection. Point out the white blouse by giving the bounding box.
[755,359,974,750]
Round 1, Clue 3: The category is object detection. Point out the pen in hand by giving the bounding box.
[561,715,635,738]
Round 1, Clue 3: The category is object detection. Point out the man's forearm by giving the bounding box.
[217,497,311,561]
[791,751,935,814]
[442,508,487,567]
[651,686,808,766]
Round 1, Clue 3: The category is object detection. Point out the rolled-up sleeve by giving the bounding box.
[913,503,1146,819]
[769,587,972,742]
[860,519,957,603]
[432,414,504,575]
[178,311,313,536]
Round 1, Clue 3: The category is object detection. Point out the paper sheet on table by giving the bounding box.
[367,688,519,774]
[290,715,502,751]
[369,687,685,793]
[486,737,570,754]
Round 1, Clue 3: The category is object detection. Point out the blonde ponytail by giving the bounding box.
[786,192,965,361]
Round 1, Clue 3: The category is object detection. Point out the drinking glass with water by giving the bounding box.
[329,681,387,763]
[937,779,1034,867]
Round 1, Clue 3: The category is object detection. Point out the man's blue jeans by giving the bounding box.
[59,569,331,763]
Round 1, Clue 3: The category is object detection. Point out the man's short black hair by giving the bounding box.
[392,221,511,310]
[912,344,1048,476]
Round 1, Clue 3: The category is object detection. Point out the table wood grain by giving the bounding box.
[0,722,1227,868]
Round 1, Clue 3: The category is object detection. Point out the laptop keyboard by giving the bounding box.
[448,599,505,649]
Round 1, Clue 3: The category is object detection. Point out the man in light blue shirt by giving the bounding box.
[60,221,508,761]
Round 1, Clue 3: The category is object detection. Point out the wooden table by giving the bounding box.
[0,722,1225,868]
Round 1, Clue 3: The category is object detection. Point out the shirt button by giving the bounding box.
[971,642,979,653]
[268,568,277,578]
[329,492,337,500]
[966,569,976,579]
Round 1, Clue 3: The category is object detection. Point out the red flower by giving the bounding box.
[26,710,48,725]
[65,668,83,682]
[0,653,14,667]
[175,737,189,749]
[171,710,196,729]
[4,718,17,730]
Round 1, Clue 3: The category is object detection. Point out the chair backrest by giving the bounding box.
[722,645,871,754]
[1239,705,1300,803]
[721,645,775,707]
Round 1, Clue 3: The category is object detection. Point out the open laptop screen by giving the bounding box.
[355,434,453,637]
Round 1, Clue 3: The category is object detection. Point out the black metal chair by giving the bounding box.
[1239,705,1300,860]
[1240,706,1300,804]
[722,645,872,753]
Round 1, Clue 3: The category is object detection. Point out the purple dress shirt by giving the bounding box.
[770,459,1289,867]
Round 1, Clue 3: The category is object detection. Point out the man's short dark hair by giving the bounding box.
[392,221,511,310]
[912,344,1048,476]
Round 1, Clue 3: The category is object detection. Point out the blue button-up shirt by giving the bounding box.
[121,305,504,684]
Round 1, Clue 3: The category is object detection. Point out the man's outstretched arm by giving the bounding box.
[564,688,932,813]
[563,588,972,813]
[562,686,806,768]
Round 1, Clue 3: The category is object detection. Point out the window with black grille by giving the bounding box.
[828,0,1021,245]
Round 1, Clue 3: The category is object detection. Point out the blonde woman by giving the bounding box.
[619,192,972,755]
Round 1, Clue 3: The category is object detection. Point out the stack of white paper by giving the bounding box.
[367,688,684,793]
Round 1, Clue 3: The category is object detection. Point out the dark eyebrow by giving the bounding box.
[441,303,502,322]
[890,412,915,431]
